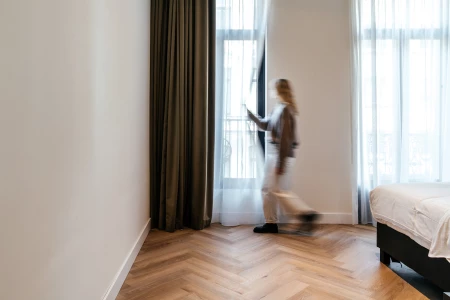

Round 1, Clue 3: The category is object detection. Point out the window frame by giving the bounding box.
[360,24,448,183]
[216,29,266,184]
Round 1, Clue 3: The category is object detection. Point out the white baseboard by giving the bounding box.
[279,213,353,224]
[317,213,353,224]
[103,218,150,300]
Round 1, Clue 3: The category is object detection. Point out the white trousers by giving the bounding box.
[262,146,313,223]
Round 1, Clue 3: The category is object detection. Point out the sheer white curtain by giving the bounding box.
[351,0,450,224]
[213,0,270,226]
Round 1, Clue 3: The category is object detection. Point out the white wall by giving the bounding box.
[267,0,354,223]
[0,1,150,299]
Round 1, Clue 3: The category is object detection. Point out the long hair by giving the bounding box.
[274,79,299,115]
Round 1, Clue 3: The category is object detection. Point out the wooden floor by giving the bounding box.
[117,224,429,300]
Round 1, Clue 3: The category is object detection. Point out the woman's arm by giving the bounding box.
[247,108,269,131]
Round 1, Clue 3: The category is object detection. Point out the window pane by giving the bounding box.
[407,40,441,179]
[221,40,258,179]
[362,40,397,135]
[216,0,255,30]
[362,39,398,180]
[408,40,441,134]
[223,40,257,115]
[361,0,441,30]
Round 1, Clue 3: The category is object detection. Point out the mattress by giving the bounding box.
[370,182,450,261]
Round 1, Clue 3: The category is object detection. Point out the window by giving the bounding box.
[216,0,265,181]
[359,0,448,183]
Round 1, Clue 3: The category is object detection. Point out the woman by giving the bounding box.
[247,79,319,233]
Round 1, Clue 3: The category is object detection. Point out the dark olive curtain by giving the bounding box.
[150,0,215,232]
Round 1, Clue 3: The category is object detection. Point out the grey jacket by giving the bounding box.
[248,103,299,173]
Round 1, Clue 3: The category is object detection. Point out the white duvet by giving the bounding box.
[370,183,450,262]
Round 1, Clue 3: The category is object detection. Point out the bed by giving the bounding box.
[370,183,450,293]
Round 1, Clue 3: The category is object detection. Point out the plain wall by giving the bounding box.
[0,0,150,299]
[267,0,354,222]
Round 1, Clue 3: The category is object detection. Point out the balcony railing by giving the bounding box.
[365,133,438,182]
[221,116,260,179]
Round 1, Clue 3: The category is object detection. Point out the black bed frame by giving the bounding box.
[377,222,450,297]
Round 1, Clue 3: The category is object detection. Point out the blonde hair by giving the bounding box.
[274,79,299,115]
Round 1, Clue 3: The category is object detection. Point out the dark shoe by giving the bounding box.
[253,223,278,233]
[301,212,320,223]
[299,212,320,232]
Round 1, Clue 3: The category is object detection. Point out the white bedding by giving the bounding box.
[370,182,450,262]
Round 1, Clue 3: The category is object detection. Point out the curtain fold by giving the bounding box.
[150,0,215,232]
[351,0,450,224]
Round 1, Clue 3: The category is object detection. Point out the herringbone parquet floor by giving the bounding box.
[117,224,428,300]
